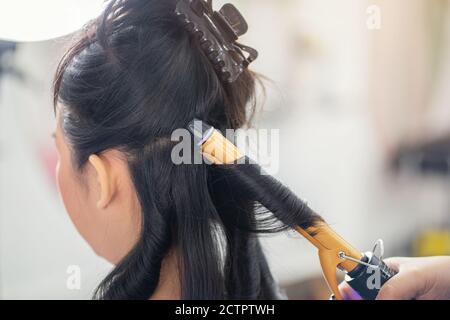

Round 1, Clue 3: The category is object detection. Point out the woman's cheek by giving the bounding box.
[56,158,84,234]
[55,159,62,195]
[57,159,74,218]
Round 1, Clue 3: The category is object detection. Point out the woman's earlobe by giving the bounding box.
[88,154,114,209]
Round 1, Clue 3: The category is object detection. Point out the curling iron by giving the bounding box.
[188,119,397,300]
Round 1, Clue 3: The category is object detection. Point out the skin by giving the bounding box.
[340,256,450,300]
[54,106,181,299]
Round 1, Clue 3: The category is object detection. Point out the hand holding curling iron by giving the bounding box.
[340,256,450,300]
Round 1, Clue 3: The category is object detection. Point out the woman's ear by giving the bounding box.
[88,154,115,209]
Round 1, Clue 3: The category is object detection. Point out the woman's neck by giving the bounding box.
[150,248,181,300]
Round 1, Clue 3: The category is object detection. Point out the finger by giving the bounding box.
[339,282,362,300]
[382,257,413,272]
[376,266,425,300]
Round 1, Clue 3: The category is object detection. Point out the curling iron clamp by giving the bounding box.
[188,119,397,300]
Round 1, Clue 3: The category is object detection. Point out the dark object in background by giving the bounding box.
[0,41,17,79]
[392,136,450,259]
[0,40,23,96]
[393,136,450,175]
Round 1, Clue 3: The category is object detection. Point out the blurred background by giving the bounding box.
[0,0,449,299]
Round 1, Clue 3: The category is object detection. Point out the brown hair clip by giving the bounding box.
[175,0,258,83]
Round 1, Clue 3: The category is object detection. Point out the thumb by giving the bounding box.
[376,258,425,300]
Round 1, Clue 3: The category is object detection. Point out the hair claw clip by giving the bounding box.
[175,0,258,83]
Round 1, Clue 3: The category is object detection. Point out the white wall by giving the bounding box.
[0,41,111,299]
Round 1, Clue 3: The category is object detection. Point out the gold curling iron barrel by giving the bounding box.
[188,119,397,300]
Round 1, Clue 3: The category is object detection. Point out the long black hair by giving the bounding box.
[53,0,321,300]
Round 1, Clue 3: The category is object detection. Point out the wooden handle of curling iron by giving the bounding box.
[295,224,363,300]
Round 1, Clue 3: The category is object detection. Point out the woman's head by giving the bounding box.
[53,0,273,299]
[53,111,141,264]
